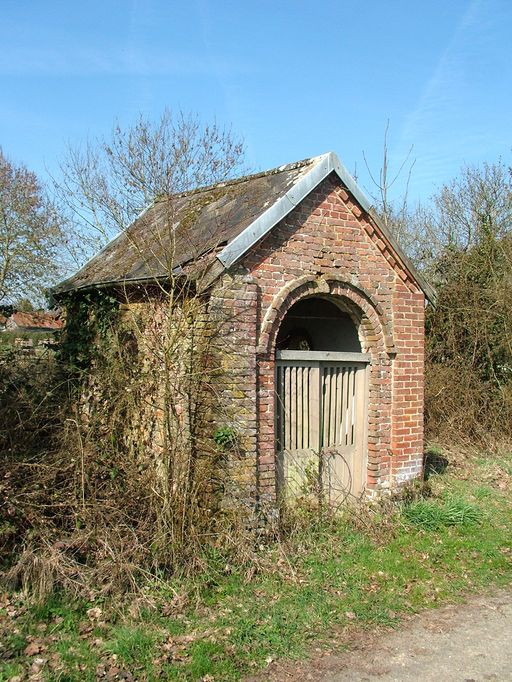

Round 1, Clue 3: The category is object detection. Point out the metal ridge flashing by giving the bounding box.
[216,153,332,268]
[329,152,437,303]
[217,151,436,303]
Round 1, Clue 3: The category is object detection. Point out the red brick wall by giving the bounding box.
[211,172,425,506]
[391,283,425,483]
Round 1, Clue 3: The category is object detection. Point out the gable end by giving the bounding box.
[217,152,435,303]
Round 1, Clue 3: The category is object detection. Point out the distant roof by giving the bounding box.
[53,152,434,301]
[9,312,63,331]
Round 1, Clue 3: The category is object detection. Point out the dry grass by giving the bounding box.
[0,335,262,601]
[425,360,512,445]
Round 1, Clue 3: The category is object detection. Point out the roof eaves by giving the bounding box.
[53,267,184,297]
[366,207,437,304]
[51,199,156,296]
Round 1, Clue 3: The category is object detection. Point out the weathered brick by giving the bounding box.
[206,174,425,506]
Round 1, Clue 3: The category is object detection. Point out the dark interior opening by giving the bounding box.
[276,297,361,352]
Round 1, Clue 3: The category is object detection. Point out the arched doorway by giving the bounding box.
[275,296,369,503]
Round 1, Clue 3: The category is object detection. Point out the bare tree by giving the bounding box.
[430,161,512,249]
[0,148,64,304]
[402,159,512,280]
[55,110,245,266]
[47,111,248,579]
[363,120,415,242]
[420,158,512,443]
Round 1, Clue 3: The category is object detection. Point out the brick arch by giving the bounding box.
[257,275,394,358]
[256,275,394,497]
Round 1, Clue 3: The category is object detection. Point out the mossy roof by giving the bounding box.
[53,152,434,301]
[53,156,319,294]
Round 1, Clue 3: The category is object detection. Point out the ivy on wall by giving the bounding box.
[57,290,120,375]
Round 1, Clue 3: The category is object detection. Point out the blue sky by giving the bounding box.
[1,0,511,204]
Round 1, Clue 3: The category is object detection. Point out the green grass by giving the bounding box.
[403,497,482,530]
[104,625,159,667]
[2,447,512,681]
[0,662,24,682]
[52,638,100,682]
[28,592,90,632]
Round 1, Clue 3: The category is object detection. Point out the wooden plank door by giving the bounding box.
[275,360,321,497]
[320,363,367,503]
[276,350,369,502]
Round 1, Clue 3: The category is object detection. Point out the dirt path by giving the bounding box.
[247,590,512,681]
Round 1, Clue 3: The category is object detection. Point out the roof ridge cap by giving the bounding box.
[154,154,327,203]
